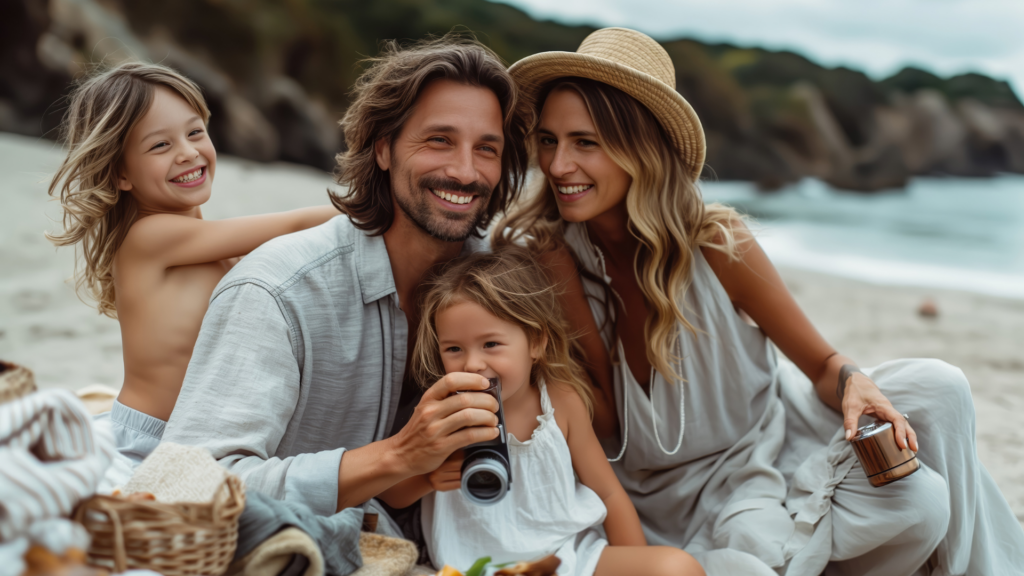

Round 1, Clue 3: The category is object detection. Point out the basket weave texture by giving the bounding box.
[0,360,37,404]
[74,474,246,575]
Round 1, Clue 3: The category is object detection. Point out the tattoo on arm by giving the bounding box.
[837,364,863,400]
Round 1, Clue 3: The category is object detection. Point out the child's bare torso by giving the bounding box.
[113,246,237,421]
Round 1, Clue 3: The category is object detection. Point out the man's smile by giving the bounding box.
[430,188,476,205]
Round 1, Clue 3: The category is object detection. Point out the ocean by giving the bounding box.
[701,176,1024,300]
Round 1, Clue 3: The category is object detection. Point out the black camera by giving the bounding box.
[458,377,512,505]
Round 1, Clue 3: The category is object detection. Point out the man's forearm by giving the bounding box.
[336,436,411,512]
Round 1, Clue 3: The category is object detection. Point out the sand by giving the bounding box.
[1,132,1021,528]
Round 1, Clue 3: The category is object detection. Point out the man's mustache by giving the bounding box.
[419,176,491,199]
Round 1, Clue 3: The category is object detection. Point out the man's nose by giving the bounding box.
[444,144,479,184]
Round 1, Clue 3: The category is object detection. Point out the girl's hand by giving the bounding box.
[842,372,918,451]
[428,449,464,492]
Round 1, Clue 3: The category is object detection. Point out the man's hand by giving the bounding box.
[428,449,464,492]
[388,372,498,476]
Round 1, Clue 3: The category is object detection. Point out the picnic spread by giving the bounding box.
[0,361,558,576]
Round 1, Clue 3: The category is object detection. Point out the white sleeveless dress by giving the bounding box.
[422,381,608,576]
[563,221,1024,576]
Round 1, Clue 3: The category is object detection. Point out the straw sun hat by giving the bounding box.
[509,27,706,181]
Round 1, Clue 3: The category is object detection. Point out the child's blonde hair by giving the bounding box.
[412,245,594,416]
[47,62,211,318]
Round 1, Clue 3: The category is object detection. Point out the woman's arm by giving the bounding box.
[551,386,646,546]
[701,220,918,451]
[537,247,619,439]
[122,205,339,268]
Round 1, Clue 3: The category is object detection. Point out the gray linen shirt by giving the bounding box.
[163,215,483,518]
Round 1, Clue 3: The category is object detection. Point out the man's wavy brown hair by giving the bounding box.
[330,34,532,235]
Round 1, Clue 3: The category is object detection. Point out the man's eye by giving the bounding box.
[479,145,498,154]
[430,137,448,144]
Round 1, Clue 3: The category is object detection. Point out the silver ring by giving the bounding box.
[903,413,910,421]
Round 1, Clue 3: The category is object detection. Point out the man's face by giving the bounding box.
[376,79,505,242]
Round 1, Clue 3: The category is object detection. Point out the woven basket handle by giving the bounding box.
[94,498,128,572]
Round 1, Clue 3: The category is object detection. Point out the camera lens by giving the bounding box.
[467,471,501,499]
[461,453,509,505]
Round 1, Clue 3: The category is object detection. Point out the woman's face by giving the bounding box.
[536,88,632,224]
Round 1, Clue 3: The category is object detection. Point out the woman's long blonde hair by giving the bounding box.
[495,78,747,383]
[47,62,210,318]
[412,246,594,415]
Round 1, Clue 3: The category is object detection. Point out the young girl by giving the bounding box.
[378,247,703,576]
[47,62,338,463]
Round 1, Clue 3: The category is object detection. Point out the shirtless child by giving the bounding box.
[48,62,338,462]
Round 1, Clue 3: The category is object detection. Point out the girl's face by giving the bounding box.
[435,300,544,403]
[536,88,632,224]
[118,86,216,215]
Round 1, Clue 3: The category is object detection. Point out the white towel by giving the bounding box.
[122,442,228,503]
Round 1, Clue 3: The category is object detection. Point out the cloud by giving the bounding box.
[496,0,1024,97]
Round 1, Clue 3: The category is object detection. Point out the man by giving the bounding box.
[162,36,531,533]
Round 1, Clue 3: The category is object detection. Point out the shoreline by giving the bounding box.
[2,132,1021,528]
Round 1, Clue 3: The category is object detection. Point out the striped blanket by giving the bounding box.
[0,389,114,572]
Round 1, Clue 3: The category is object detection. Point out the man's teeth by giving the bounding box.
[557,184,592,195]
[431,189,473,205]
[172,168,203,183]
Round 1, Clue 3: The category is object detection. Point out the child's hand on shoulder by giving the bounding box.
[428,449,464,492]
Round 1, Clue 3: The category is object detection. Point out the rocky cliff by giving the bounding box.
[3,0,1022,191]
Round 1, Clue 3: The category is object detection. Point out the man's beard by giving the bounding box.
[393,171,493,243]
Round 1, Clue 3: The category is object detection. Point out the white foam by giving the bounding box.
[759,233,1024,300]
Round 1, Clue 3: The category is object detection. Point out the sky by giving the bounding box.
[496,0,1024,98]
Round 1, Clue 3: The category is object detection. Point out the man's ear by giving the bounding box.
[530,332,549,363]
[374,138,392,171]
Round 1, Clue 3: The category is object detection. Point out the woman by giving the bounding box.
[496,27,1024,576]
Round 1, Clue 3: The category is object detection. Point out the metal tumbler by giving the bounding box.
[850,419,920,487]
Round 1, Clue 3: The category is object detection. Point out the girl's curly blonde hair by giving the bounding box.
[412,245,594,416]
[47,62,210,318]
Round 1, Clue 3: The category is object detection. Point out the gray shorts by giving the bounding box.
[93,400,165,465]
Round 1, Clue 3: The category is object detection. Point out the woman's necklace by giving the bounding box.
[608,340,687,461]
[584,226,686,461]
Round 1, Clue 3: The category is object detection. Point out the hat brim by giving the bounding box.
[509,51,705,182]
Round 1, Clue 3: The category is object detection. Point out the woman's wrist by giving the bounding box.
[836,364,863,400]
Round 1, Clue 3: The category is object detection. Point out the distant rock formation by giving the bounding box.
[3,0,1023,191]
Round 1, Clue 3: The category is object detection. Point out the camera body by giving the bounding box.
[458,377,512,505]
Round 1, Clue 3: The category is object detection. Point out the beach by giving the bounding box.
[1,132,1021,528]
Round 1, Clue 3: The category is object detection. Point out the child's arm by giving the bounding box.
[377,449,464,509]
[121,206,339,268]
[551,386,647,547]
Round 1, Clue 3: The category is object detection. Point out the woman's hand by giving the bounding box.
[842,371,918,451]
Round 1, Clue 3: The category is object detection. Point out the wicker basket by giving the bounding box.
[74,474,246,575]
[0,360,37,404]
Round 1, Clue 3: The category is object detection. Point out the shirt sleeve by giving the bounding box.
[163,281,344,516]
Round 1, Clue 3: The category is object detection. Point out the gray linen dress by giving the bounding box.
[563,222,1024,576]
